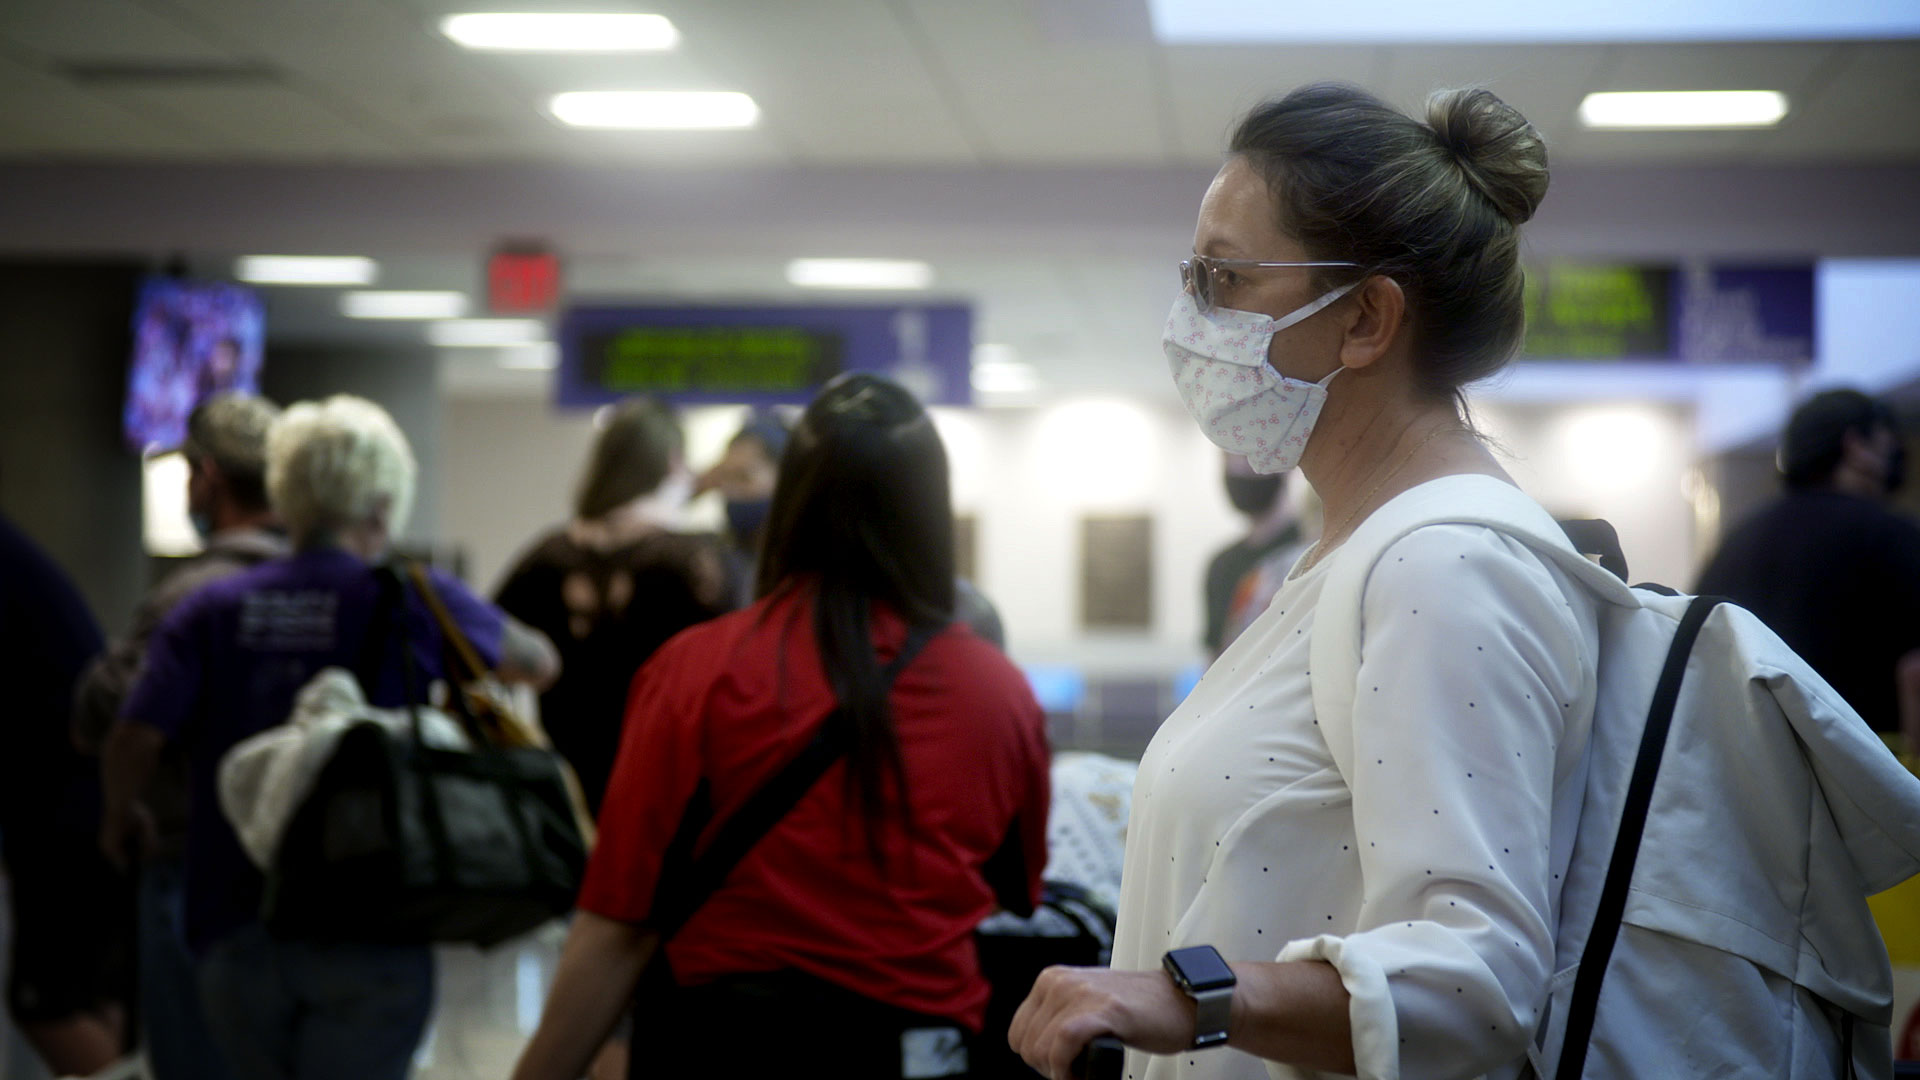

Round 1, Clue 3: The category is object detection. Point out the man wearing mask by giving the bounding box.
[1202,452,1310,657]
[698,411,790,606]
[1698,388,1920,752]
[74,393,285,1080]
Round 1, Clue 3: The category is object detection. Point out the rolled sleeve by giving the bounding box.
[1289,525,1592,1080]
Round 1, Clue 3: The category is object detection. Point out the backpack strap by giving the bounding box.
[1553,594,1723,1079]
[647,622,945,940]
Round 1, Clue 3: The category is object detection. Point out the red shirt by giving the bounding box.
[579,587,1051,1030]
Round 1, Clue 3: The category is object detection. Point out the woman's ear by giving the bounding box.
[1337,276,1407,371]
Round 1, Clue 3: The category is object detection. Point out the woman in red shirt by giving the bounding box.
[513,375,1051,1080]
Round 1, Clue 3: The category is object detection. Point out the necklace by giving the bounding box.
[1297,426,1452,575]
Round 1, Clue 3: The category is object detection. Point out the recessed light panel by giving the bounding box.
[786,259,934,290]
[441,13,678,52]
[235,255,377,286]
[549,91,759,130]
[1149,0,1920,42]
[341,291,469,320]
[1579,91,1788,129]
[429,319,547,347]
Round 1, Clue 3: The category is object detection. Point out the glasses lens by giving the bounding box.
[1182,258,1212,312]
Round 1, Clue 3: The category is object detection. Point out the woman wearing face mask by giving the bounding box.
[1009,85,1592,1080]
[495,396,735,813]
[697,411,791,607]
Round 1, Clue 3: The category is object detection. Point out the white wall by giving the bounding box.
[1472,400,1699,588]
[933,401,1246,677]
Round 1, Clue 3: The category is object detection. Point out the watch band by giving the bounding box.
[1188,984,1234,1049]
[1163,945,1236,1050]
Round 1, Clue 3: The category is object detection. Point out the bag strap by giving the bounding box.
[407,561,491,684]
[647,622,944,941]
[1552,594,1723,1079]
[353,565,409,691]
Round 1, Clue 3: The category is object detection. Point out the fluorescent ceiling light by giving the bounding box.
[235,255,377,286]
[1148,0,1920,42]
[499,343,560,370]
[441,12,678,52]
[550,91,758,130]
[1579,91,1788,130]
[340,291,468,320]
[429,318,547,347]
[786,259,933,290]
[972,361,1041,397]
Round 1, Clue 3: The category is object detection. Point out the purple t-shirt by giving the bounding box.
[122,547,505,952]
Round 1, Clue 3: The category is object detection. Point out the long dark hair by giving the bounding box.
[573,397,682,520]
[756,375,956,857]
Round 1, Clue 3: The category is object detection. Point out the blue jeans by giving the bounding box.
[196,923,432,1080]
[139,858,233,1080]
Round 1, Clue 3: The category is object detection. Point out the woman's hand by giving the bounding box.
[1007,966,1195,1080]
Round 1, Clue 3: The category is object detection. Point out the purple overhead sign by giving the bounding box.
[556,302,973,408]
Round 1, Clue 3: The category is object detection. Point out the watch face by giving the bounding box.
[1166,946,1235,990]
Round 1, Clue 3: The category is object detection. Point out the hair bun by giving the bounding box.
[1425,88,1549,226]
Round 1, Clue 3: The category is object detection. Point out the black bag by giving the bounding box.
[973,881,1117,1080]
[261,565,588,948]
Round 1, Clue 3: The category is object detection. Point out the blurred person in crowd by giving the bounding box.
[1010,85,1636,1079]
[74,392,283,1080]
[697,409,790,605]
[102,395,559,1080]
[495,397,733,814]
[1697,388,1920,750]
[0,514,126,1076]
[955,577,1006,651]
[512,374,1051,1080]
[1202,452,1311,657]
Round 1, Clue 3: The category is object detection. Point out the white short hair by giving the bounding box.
[266,395,416,542]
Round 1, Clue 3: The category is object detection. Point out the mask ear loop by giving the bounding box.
[1266,277,1362,334]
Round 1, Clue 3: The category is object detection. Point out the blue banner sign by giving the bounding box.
[1521,263,1813,365]
[557,302,973,407]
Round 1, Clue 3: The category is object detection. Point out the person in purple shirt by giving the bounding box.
[101,395,559,1080]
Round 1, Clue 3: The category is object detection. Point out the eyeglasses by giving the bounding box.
[1178,256,1362,314]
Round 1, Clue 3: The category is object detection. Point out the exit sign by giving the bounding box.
[488,248,561,314]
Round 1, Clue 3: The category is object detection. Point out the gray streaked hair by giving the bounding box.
[265,395,416,542]
[184,392,281,511]
[1229,83,1549,410]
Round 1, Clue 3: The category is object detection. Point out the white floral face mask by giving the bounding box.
[1162,284,1357,473]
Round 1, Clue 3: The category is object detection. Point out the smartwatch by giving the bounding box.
[1162,945,1236,1049]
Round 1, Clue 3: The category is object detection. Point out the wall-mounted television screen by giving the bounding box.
[123,277,266,451]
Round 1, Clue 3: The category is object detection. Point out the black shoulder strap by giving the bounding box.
[1554,594,1723,1079]
[647,622,945,940]
[352,564,409,695]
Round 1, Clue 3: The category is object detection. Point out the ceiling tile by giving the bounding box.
[905,0,1165,163]
[0,56,207,156]
[1595,42,1840,93]
[90,84,406,157]
[0,0,234,61]
[658,0,975,164]
[1755,43,1920,162]
[1162,45,1387,161]
[1379,45,1611,149]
